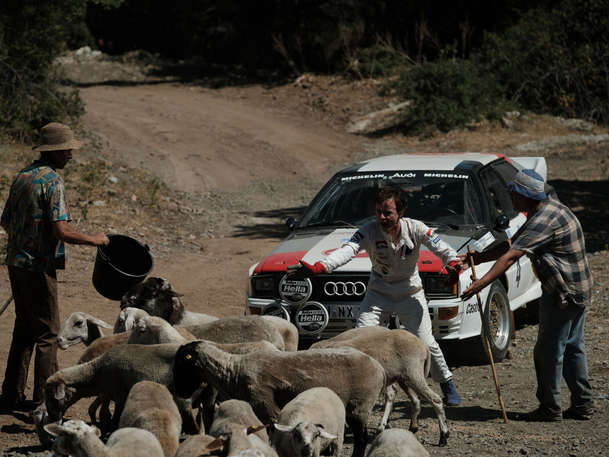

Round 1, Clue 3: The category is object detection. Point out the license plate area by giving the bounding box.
[328,303,359,320]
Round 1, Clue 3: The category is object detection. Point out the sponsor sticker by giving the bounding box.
[432,235,441,245]
[351,231,364,243]
[295,301,329,335]
[471,231,496,252]
[279,275,313,305]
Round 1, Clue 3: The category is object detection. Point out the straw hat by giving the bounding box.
[32,122,83,152]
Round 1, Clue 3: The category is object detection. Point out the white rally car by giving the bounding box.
[246,153,547,361]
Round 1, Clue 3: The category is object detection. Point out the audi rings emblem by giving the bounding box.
[324,281,366,297]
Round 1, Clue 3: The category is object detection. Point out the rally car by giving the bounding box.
[245,153,547,361]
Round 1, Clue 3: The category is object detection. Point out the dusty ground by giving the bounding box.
[0,50,608,456]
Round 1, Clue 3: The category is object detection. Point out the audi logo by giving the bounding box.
[323,281,367,296]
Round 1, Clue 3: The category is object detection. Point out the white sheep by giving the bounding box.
[114,307,152,333]
[120,277,218,326]
[128,316,197,344]
[120,276,296,350]
[260,316,298,351]
[311,326,449,446]
[272,387,344,457]
[44,419,165,457]
[44,343,200,435]
[119,381,182,457]
[210,399,269,444]
[57,312,113,349]
[364,429,429,457]
[173,341,386,457]
[176,434,223,457]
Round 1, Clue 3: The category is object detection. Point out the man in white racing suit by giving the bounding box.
[290,186,463,405]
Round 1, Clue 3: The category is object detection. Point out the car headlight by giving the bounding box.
[424,275,457,297]
[252,275,275,295]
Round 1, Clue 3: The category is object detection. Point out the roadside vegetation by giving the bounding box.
[1,0,607,140]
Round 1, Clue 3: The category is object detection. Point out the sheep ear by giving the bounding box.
[273,423,295,433]
[86,315,112,329]
[246,424,268,435]
[205,435,227,451]
[318,428,338,440]
[54,383,66,400]
[44,422,64,436]
[93,425,101,438]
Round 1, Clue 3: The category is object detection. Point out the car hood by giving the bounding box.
[253,227,481,274]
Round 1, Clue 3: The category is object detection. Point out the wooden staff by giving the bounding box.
[0,295,12,317]
[467,245,508,423]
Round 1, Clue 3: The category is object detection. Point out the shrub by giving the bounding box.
[479,0,609,123]
[383,58,508,135]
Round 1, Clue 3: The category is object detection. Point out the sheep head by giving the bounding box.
[57,312,112,349]
[273,422,338,457]
[44,419,101,456]
[120,277,185,325]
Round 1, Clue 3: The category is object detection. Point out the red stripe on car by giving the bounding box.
[253,251,308,274]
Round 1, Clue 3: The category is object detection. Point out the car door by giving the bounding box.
[478,159,537,305]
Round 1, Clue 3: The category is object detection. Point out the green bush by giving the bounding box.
[479,0,609,122]
[383,58,508,135]
[0,0,119,140]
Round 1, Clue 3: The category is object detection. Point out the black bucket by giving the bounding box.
[92,234,154,301]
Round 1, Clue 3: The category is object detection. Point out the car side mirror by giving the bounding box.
[495,215,510,230]
[285,217,298,230]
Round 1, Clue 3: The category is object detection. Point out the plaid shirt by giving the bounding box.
[512,198,592,307]
[1,161,71,273]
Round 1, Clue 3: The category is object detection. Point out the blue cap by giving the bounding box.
[508,169,547,200]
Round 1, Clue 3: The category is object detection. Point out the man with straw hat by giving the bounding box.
[461,169,594,422]
[0,122,109,413]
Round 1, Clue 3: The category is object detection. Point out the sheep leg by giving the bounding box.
[346,416,367,457]
[401,384,421,434]
[377,382,398,433]
[405,377,449,446]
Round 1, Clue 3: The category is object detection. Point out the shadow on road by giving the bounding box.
[233,206,307,239]
[549,178,609,253]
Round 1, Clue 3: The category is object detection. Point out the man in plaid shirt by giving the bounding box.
[461,169,594,421]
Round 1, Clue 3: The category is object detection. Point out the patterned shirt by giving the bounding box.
[1,161,71,272]
[511,198,592,307]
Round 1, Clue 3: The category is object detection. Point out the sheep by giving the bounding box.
[364,429,429,457]
[120,277,218,326]
[119,381,182,457]
[210,399,269,444]
[173,340,386,457]
[311,326,449,446]
[120,276,296,350]
[272,387,344,457]
[44,419,165,457]
[114,307,152,333]
[181,316,285,351]
[44,343,200,435]
[57,312,113,349]
[128,316,280,355]
[176,434,222,457]
[260,316,298,351]
[128,316,198,344]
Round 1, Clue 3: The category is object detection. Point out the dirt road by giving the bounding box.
[1,63,608,456]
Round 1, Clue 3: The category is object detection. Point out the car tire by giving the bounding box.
[464,281,513,364]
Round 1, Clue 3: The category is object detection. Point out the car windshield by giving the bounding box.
[299,170,486,229]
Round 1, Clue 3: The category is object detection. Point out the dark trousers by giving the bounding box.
[2,266,59,404]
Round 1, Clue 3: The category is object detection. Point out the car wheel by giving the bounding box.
[465,281,513,364]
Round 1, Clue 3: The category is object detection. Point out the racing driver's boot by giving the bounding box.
[441,379,462,406]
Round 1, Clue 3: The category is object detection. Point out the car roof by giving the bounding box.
[353,153,505,172]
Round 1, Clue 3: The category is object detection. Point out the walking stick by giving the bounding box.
[0,294,13,317]
[467,245,508,423]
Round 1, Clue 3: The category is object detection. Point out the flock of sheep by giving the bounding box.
[37,276,449,457]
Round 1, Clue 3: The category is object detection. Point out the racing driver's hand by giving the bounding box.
[286,260,326,280]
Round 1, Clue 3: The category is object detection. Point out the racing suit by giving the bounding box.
[319,217,458,383]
